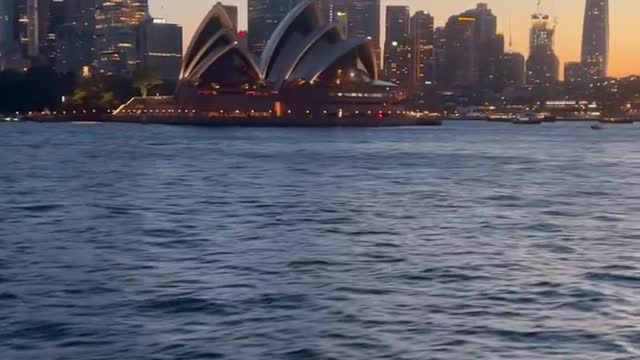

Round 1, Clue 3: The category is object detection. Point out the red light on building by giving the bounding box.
[238,31,247,39]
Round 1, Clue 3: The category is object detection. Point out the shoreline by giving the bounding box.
[15,114,444,127]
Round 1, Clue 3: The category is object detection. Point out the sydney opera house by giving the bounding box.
[115,1,439,125]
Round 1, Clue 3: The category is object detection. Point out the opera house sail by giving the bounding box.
[114,1,438,126]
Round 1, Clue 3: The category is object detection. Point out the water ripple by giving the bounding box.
[1,122,640,359]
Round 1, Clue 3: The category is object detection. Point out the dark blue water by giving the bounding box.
[1,121,640,359]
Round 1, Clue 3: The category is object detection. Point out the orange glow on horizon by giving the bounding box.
[152,0,639,78]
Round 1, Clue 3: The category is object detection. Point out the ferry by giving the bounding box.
[512,112,544,125]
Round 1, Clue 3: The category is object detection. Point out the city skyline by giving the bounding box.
[150,0,639,78]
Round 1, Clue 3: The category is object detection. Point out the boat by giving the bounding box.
[600,116,634,124]
[591,124,604,130]
[512,112,544,125]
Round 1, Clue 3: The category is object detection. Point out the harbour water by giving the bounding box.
[1,121,640,359]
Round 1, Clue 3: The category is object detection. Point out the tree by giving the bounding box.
[132,67,163,98]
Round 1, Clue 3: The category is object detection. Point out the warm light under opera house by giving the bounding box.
[116,0,403,120]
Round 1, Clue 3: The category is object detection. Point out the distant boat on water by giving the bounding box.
[600,116,634,124]
[512,112,544,125]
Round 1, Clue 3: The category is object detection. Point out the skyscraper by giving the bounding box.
[501,51,525,87]
[581,0,608,80]
[410,11,434,90]
[137,18,182,80]
[526,12,559,86]
[442,15,477,87]
[248,0,290,56]
[385,6,409,39]
[16,0,50,58]
[95,0,149,74]
[384,6,411,89]
[55,0,95,74]
[460,3,501,90]
[432,26,446,85]
[564,61,584,85]
[346,0,379,41]
[0,0,16,54]
[65,0,96,28]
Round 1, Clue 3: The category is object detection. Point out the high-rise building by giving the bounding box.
[410,11,434,90]
[501,51,525,87]
[432,26,446,85]
[439,3,503,90]
[14,0,50,58]
[335,11,348,37]
[347,0,379,42]
[54,0,95,74]
[95,0,149,74]
[0,0,16,54]
[564,61,585,85]
[463,3,496,43]
[39,0,66,65]
[65,0,96,28]
[384,6,411,89]
[581,0,608,80]
[526,12,559,86]
[248,0,290,56]
[461,3,501,90]
[137,18,182,81]
[55,23,93,73]
[385,6,409,39]
[332,0,380,59]
[442,15,476,87]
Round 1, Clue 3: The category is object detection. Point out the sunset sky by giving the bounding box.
[151,0,640,78]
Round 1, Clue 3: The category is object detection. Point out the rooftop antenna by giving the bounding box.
[551,0,559,29]
[508,17,513,52]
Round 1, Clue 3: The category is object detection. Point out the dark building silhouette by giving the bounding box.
[501,51,525,87]
[564,61,584,85]
[442,15,476,87]
[0,0,17,54]
[14,0,51,58]
[581,0,608,80]
[331,0,380,60]
[40,0,66,65]
[432,26,446,86]
[248,0,291,55]
[55,23,93,73]
[137,18,182,80]
[410,11,434,90]
[53,0,94,74]
[439,3,504,90]
[384,6,411,90]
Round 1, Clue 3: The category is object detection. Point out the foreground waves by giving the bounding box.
[1,122,640,359]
